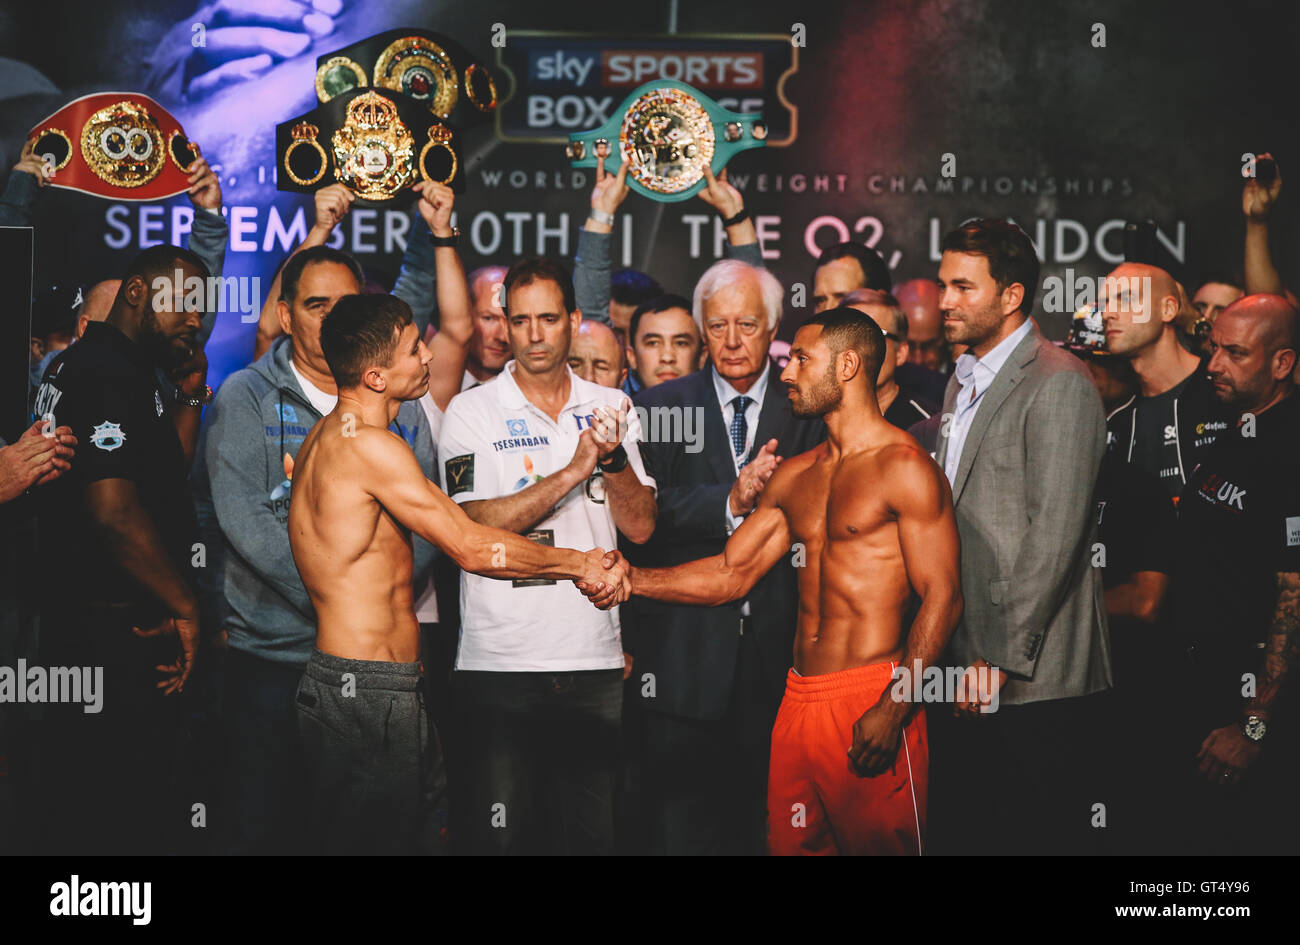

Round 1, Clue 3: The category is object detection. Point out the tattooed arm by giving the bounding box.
[1197,570,1300,784]
[1245,571,1300,720]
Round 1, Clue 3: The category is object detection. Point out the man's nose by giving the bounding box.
[724,323,742,347]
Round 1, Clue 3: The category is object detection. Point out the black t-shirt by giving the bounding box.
[33,322,198,613]
[1111,367,1231,502]
[884,384,938,431]
[1095,452,1176,591]
[1169,393,1300,684]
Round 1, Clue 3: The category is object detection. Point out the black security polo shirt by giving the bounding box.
[33,322,198,613]
[1169,393,1300,699]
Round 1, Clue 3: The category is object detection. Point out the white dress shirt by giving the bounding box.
[943,318,1033,486]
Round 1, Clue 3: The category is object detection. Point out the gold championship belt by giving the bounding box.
[27,92,202,200]
[314,28,498,131]
[276,87,461,202]
[566,80,766,202]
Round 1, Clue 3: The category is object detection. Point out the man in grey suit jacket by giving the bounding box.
[928,219,1112,855]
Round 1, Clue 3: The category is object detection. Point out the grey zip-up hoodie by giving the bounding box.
[195,336,438,665]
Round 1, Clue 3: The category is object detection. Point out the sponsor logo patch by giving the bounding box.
[445,453,475,496]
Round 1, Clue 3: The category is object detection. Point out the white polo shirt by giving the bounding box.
[438,361,656,672]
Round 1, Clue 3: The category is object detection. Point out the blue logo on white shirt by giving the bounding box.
[506,418,530,438]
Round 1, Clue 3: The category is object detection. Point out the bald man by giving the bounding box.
[465,265,511,388]
[1102,263,1235,502]
[569,319,627,389]
[76,279,121,338]
[1167,294,1300,853]
[842,289,937,429]
[894,279,949,373]
[890,279,950,403]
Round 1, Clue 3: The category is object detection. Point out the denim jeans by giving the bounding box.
[451,668,622,855]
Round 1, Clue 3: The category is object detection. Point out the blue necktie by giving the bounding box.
[730,395,752,466]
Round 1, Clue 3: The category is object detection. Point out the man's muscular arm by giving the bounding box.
[362,429,628,603]
[850,448,963,776]
[630,465,793,605]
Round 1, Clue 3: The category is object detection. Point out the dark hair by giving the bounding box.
[1193,272,1243,294]
[940,218,1039,317]
[629,293,695,344]
[803,305,885,387]
[502,256,576,316]
[610,268,663,307]
[280,246,364,304]
[840,288,907,340]
[814,242,892,292]
[320,293,413,389]
[123,243,210,288]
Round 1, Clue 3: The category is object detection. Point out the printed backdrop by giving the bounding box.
[2,0,1296,392]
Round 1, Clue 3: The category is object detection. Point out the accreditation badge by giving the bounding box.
[564,80,767,202]
[27,92,202,200]
[276,87,462,203]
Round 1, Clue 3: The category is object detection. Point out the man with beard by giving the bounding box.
[626,307,963,855]
[32,244,209,853]
[1168,294,1300,853]
[930,218,1111,855]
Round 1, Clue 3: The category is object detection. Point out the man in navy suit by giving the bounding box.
[626,259,827,854]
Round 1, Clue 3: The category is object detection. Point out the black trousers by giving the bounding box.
[220,648,307,854]
[640,622,780,856]
[451,668,622,855]
[36,603,186,854]
[927,690,1111,856]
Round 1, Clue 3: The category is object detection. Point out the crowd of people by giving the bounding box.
[1,139,1297,856]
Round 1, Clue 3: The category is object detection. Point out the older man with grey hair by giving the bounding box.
[624,258,827,854]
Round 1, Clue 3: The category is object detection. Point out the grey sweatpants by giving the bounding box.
[295,649,444,855]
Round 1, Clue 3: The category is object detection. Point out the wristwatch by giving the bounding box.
[597,444,628,473]
[176,384,213,408]
[588,208,615,226]
[428,226,459,247]
[1243,715,1267,742]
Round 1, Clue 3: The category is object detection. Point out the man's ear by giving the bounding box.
[840,347,862,382]
[625,344,638,373]
[277,299,292,338]
[896,339,910,368]
[363,367,387,393]
[1272,346,1297,381]
[1001,281,1026,317]
[1160,291,1181,325]
[123,274,149,307]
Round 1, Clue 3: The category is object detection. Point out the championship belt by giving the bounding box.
[276,87,462,203]
[314,28,498,131]
[565,80,767,202]
[27,92,202,200]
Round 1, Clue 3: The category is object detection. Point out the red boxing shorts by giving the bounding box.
[767,662,927,856]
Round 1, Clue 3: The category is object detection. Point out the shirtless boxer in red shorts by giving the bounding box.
[627,306,963,855]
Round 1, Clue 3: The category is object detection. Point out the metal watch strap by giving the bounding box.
[589,208,615,226]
